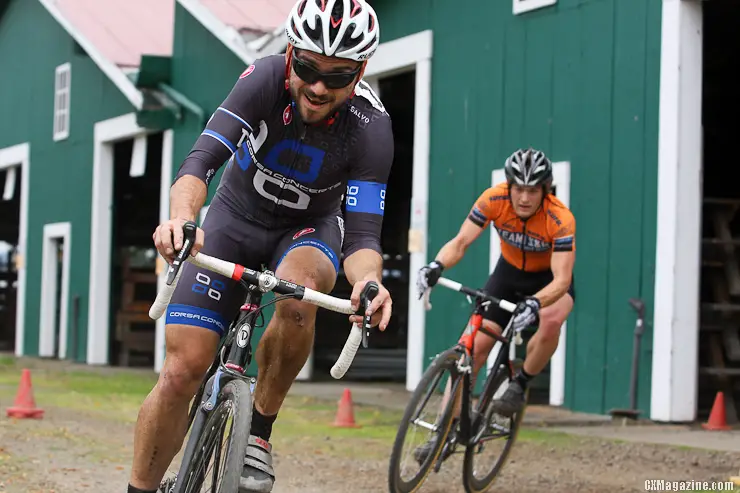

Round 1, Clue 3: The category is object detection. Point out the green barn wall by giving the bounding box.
[0,0,134,360]
[371,0,661,415]
[170,3,250,205]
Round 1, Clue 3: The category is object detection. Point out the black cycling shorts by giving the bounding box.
[164,199,345,335]
[482,257,576,329]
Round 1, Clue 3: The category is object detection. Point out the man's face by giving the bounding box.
[510,184,544,219]
[287,49,362,124]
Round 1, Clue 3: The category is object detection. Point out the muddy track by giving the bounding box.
[1,402,738,493]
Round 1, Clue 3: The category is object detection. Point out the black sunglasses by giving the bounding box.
[292,55,361,89]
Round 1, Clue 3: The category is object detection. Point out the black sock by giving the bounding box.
[515,368,535,389]
[128,485,157,493]
[250,405,278,441]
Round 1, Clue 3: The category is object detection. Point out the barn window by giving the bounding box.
[53,63,71,141]
[513,0,557,15]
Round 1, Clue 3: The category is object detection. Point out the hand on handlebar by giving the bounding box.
[416,260,444,300]
[153,217,205,265]
[349,279,392,331]
[510,296,541,333]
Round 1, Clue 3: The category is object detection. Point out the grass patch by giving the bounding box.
[0,355,616,461]
[270,396,404,459]
[516,428,578,446]
[0,356,157,422]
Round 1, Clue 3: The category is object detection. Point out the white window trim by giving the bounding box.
[53,63,71,141]
[39,222,72,359]
[513,0,557,15]
[0,143,30,357]
[364,30,433,391]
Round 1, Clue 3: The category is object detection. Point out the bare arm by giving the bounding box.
[154,175,208,263]
[343,248,383,286]
[433,219,485,269]
[533,250,574,307]
[170,175,208,222]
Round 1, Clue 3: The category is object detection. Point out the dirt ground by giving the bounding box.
[1,358,739,493]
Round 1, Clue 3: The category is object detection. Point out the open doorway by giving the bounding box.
[698,0,740,424]
[0,165,21,352]
[109,132,162,367]
[311,71,416,381]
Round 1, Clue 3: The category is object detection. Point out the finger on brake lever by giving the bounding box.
[166,221,198,286]
[422,289,432,311]
[514,330,523,345]
[360,281,379,349]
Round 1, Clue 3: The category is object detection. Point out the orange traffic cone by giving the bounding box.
[333,388,360,428]
[702,391,730,431]
[6,369,44,419]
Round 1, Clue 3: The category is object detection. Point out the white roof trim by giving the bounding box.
[247,26,288,55]
[177,0,259,65]
[38,0,143,110]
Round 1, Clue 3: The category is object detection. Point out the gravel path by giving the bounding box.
[2,402,739,493]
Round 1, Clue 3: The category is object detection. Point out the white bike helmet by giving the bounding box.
[285,0,380,62]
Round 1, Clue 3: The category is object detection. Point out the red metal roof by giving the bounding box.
[54,0,175,68]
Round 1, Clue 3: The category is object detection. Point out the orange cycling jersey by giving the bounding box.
[467,182,576,272]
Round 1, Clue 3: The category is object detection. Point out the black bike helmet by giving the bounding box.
[504,148,553,188]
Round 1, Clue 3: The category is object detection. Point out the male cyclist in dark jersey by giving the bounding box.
[126,2,393,493]
[414,148,576,462]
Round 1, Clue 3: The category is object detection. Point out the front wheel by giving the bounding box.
[174,378,253,493]
[461,370,527,493]
[388,347,464,493]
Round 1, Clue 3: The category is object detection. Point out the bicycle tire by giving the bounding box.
[388,347,463,493]
[175,379,253,493]
[461,370,526,493]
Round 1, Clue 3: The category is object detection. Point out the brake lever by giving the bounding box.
[357,281,379,349]
[165,221,198,286]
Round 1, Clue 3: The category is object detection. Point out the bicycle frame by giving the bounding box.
[456,308,518,447]
[428,278,520,450]
[187,280,267,429]
[176,282,270,491]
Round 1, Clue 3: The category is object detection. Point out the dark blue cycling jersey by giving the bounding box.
[174,54,394,258]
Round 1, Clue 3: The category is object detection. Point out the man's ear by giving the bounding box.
[284,45,295,89]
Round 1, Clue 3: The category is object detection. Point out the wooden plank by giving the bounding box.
[122,271,157,284]
[704,197,740,207]
[702,302,740,312]
[700,368,740,376]
[712,209,740,296]
[722,329,740,362]
[709,271,740,362]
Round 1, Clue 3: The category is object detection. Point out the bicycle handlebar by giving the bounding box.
[436,277,518,313]
[433,276,523,345]
[149,222,377,380]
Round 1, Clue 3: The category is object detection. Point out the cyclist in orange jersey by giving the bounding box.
[418,147,576,424]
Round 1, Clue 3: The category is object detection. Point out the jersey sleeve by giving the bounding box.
[341,115,394,258]
[173,57,281,187]
[550,209,576,253]
[467,187,504,228]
